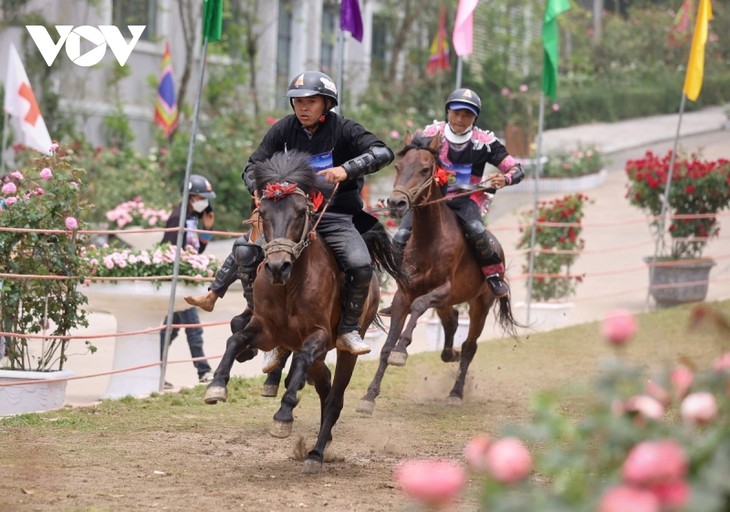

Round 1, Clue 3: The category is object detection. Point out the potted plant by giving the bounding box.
[625,150,730,307]
[0,146,93,415]
[105,197,171,250]
[77,242,219,398]
[515,193,590,330]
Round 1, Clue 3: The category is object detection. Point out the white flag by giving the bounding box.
[3,43,52,155]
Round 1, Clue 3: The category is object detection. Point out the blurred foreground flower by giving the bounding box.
[394,459,466,510]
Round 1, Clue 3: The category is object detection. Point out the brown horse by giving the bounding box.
[203,151,397,472]
[358,132,520,414]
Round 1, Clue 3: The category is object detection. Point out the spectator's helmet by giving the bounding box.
[286,71,339,109]
[445,88,481,119]
[183,174,216,199]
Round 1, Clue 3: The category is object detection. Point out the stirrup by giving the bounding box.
[485,274,508,298]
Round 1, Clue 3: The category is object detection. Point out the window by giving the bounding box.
[275,0,293,109]
[320,1,338,74]
[112,0,157,41]
[370,14,392,75]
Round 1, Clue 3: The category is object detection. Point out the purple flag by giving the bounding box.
[340,0,363,42]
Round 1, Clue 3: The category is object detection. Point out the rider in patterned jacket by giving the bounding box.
[186,70,394,363]
[390,87,524,300]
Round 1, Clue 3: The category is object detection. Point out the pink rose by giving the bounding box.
[4,196,18,206]
[599,485,660,512]
[464,435,491,471]
[622,439,687,486]
[10,170,23,180]
[390,130,400,140]
[50,142,59,152]
[2,182,17,195]
[601,309,637,346]
[680,391,718,425]
[649,479,690,508]
[395,459,466,509]
[621,395,664,421]
[484,437,533,483]
[671,366,693,399]
[65,216,79,230]
[645,379,671,407]
[40,167,53,179]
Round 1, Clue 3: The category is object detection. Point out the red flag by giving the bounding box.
[427,5,451,75]
[154,42,178,137]
[3,43,52,155]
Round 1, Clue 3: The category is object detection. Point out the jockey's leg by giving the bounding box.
[463,219,509,298]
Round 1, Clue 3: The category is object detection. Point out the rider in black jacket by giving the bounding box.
[186,71,393,364]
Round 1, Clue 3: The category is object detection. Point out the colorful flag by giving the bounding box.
[341,0,363,42]
[427,5,450,75]
[202,0,223,42]
[541,0,571,102]
[683,0,713,101]
[154,42,178,137]
[452,0,478,57]
[3,43,52,155]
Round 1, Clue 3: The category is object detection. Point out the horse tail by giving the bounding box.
[362,221,409,283]
[494,283,524,339]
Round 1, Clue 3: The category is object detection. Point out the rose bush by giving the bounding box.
[0,146,93,371]
[542,144,606,178]
[393,306,730,511]
[516,193,590,302]
[105,198,171,229]
[625,150,730,259]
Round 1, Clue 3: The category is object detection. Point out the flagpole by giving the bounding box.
[159,37,211,391]
[337,28,346,115]
[525,93,546,325]
[455,56,463,89]
[644,94,686,311]
[1,113,9,175]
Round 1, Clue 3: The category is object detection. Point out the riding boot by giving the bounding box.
[463,220,509,298]
[379,227,411,317]
[336,266,373,355]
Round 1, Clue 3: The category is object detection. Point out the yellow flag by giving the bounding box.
[683,0,713,101]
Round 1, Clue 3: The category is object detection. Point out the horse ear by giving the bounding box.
[404,131,412,145]
[430,131,442,150]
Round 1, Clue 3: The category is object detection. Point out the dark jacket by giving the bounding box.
[162,203,211,254]
[242,111,390,215]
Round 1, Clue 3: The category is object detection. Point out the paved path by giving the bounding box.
[63,106,730,406]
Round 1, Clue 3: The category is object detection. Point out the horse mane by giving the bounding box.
[396,133,444,168]
[253,150,315,194]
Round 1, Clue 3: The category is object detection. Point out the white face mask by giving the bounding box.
[191,198,209,213]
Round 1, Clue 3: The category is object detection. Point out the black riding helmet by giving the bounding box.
[285,71,339,110]
[183,174,216,199]
[445,88,482,120]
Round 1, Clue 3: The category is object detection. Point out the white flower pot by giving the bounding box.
[115,227,163,251]
[424,316,470,351]
[79,281,207,399]
[514,301,575,332]
[0,369,74,416]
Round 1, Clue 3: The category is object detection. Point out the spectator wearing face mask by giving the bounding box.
[159,174,216,389]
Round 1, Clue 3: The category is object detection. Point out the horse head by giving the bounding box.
[388,131,443,218]
[253,151,319,285]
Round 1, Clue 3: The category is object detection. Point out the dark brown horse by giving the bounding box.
[358,132,520,414]
[203,151,397,471]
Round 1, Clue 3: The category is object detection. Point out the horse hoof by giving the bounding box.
[446,396,463,406]
[204,385,227,404]
[356,399,375,415]
[388,351,408,367]
[261,384,279,397]
[269,420,293,438]
[303,458,322,474]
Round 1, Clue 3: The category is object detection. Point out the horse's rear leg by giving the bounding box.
[447,299,490,404]
[305,350,357,473]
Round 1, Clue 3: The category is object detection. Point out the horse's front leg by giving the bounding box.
[438,306,460,363]
[270,331,328,439]
[357,291,410,415]
[388,284,451,366]
[261,350,291,397]
[204,317,262,404]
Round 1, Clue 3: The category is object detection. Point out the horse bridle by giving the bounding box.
[260,181,338,262]
[392,144,440,208]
